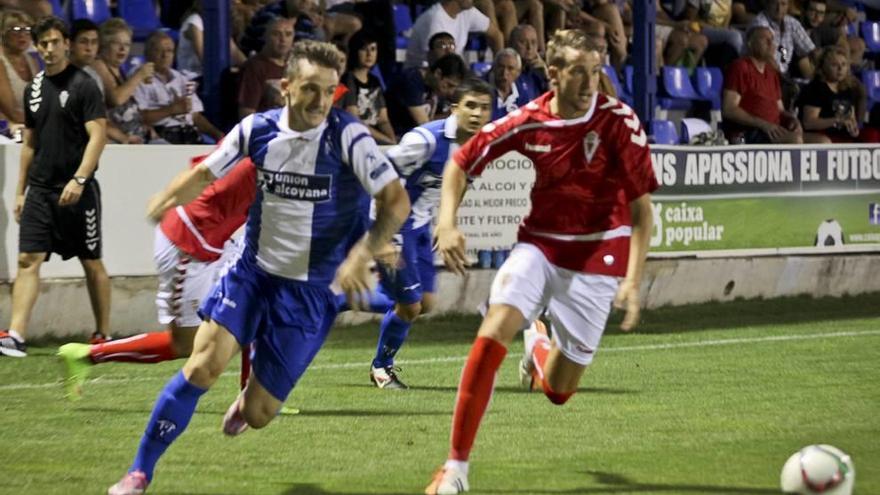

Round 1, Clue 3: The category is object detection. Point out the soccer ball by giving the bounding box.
[814,219,844,247]
[780,445,855,494]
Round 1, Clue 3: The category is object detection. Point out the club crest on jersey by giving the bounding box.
[583,131,600,162]
[59,90,69,108]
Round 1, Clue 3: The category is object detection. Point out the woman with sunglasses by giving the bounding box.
[0,9,38,129]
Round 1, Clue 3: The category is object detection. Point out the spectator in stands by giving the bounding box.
[509,24,548,95]
[340,31,396,144]
[656,0,709,69]
[427,31,457,66]
[134,31,223,144]
[0,0,52,20]
[489,48,532,119]
[798,46,879,142]
[240,0,327,55]
[800,0,867,72]
[685,0,745,68]
[91,18,156,144]
[582,19,618,97]
[238,16,294,118]
[176,0,247,78]
[403,0,503,70]
[386,53,468,136]
[482,0,544,53]
[69,19,103,95]
[751,0,818,77]
[69,18,138,145]
[566,0,628,68]
[0,10,37,129]
[732,0,761,25]
[722,26,804,143]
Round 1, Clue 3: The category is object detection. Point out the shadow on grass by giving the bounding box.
[74,406,446,418]
[406,384,638,395]
[277,484,409,495]
[479,470,779,494]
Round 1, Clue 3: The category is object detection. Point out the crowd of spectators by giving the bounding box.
[0,0,879,145]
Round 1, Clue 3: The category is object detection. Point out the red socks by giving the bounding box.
[90,331,177,364]
[531,337,573,405]
[449,336,508,461]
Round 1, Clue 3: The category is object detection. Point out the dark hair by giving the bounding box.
[428,31,454,50]
[70,18,99,41]
[452,77,492,103]
[429,53,468,79]
[31,15,69,43]
[346,30,378,70]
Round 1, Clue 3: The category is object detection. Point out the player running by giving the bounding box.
[107,40,409,495]
[425,29,657,494]
[367,77,493,389]
[57,155,255,399]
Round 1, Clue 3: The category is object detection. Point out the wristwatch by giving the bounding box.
[73,176,88,185]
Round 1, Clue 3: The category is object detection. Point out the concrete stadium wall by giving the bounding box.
[2,144,878,339]
[2,252,878,340]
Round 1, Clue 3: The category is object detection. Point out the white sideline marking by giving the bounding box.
[4,329,879,391]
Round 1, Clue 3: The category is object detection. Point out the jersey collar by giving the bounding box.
[278,106,328,140]
[535,91,598,126]
[443,114,458,139]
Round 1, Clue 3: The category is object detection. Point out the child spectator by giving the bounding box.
[340,30,396,144]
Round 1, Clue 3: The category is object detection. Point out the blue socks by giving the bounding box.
[131,371,206,481]
[335,289,395,314]
[372,310,412,368]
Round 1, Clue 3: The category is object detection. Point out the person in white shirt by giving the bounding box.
[134,31,223,144]
[404,0,503,69]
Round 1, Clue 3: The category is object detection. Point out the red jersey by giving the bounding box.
[454,92,658,276]
[159,156,257,262]
[724,57,782,130]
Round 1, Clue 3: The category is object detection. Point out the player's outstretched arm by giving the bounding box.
[337,179,410,309]
[434,158,469,276]
[146,164,216,222]
[614,193,653,331]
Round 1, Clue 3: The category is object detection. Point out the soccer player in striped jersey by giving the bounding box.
[367,77,493,389]
[107,40,409,495]
[425,30,658,494]
[57,156,255,400]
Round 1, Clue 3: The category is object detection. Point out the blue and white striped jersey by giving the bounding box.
[202,106,398,284]
[386,115,459,230]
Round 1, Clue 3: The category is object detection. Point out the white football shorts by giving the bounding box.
[488,242,620,365]
[154,227,242,327]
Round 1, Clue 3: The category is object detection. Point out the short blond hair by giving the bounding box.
[99,17,132,48]
[545,29,600,69]
[285,39,346,79]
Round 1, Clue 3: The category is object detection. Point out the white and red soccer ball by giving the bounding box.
[780,445,854,495]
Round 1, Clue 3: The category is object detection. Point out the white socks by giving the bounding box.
[444,459,469,476]
[8,329,24,342]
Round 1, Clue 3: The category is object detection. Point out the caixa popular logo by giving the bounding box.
[871,203,880,225]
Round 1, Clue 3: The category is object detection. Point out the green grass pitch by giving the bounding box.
[2,294,878,494]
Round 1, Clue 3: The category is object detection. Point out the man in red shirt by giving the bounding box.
[57,156,256,399]
[425,29,657,494]
[722,26,803,144]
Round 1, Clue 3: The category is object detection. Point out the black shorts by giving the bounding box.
[19,181,103,260]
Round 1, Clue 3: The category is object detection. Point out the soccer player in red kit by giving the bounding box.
[425,29,657,494]
[57,156,256,399]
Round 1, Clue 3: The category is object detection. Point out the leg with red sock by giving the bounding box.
[57,330,182,400]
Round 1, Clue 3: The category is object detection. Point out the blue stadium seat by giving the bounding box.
[471,61,491,78]
[68,0,111,25]
[651,119,679,145]
[370,64,387,91]
[393,4,412,50]
[693,67,723,110]
[861,21,880,52]
[47,0,63,17]
[623,65,634,96]
[602,65,631,104]
[862,70,880,107]
[659,66,700,110]
[466,33,487,52]
[118,0,162,41]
